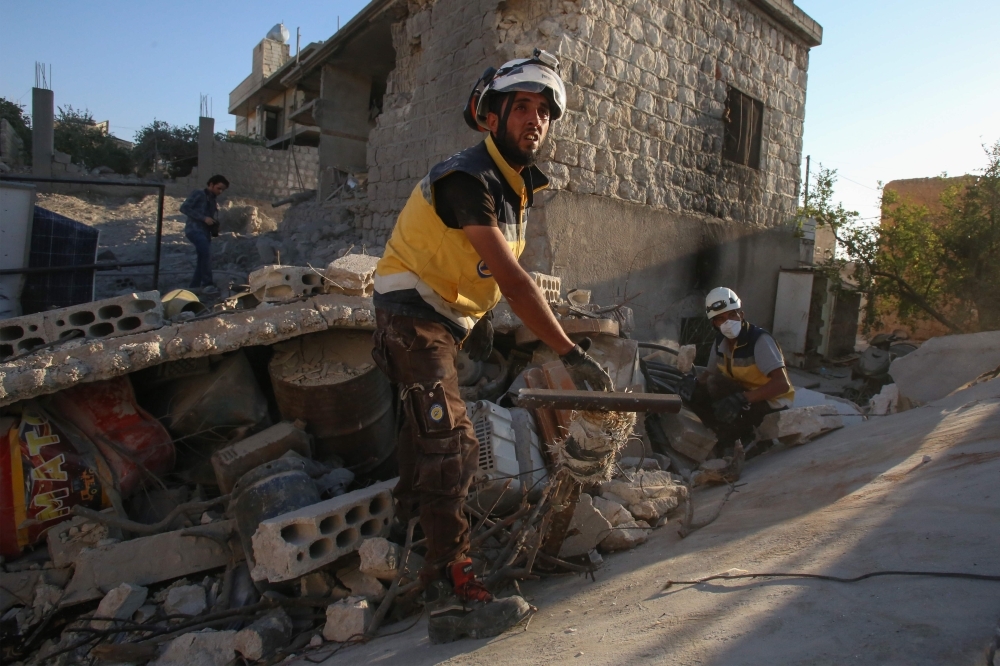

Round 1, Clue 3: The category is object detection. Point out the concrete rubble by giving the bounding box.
[888,330,1000,404]
[757,404,844,446]
[323,597,371,643]
[0,239,919,665]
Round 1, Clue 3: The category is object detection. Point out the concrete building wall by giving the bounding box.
[363,0,811,243]
[354,0,813,338]
[210,140,319,201]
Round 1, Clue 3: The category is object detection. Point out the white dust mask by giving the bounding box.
[719,319,742,339]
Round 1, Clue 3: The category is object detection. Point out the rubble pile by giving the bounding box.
[4,255,944,664]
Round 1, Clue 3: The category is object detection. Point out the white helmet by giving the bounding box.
[705,287,741,318]
[464,49,567,132]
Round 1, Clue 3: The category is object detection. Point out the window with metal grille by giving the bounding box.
[722,87,764,169]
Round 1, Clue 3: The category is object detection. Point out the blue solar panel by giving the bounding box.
[20,206,99,314]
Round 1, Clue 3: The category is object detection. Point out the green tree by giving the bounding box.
[54,105,134,174]
[800,167,960,333]
[131,120,198,178]
[0,97,32,164]
[939,141,1000,330]
[801,141,1000,333]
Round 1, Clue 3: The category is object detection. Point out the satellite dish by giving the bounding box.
[266,23,290,44]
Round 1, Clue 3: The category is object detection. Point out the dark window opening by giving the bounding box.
[263,108,280,141]
[722,87,763,169]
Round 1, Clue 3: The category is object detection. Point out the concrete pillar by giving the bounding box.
[197,116,215,183]
[317,65,371,199]
[31,88,54,179]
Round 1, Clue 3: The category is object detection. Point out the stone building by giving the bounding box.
[227,0,822,341]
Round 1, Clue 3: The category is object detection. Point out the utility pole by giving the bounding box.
[804,154,811,205]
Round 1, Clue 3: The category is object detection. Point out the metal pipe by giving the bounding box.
[0,261,156,276]
[516,388,682,413]
[153,184,165,289]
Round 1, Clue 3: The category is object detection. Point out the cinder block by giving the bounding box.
[528,272,562,303]
[250,479,395,583]
[0,291,163,361]
[0,311,48,361]
[46,291,164,342]
[211,421,312,494]
[324,254,379,297]
[249,265,325,302]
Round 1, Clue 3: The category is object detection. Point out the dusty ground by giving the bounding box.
[32,192,366,300]
[302,377,1000,665]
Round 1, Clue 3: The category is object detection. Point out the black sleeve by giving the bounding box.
[433,172,497,230]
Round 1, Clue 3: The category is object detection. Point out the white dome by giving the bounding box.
[266,23,290,44]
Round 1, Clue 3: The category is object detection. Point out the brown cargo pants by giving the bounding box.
[372,309,480,582]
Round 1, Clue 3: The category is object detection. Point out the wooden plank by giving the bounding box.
[524,367,561,451]
[516,388,682,413]
[542,361,577,435]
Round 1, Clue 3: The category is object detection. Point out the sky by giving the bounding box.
[2,1,998,219]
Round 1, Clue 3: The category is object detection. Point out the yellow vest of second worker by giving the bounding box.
[715,323,795,408]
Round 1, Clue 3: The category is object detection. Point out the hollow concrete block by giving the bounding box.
[44,291,164,343]
[0,291,163,362]
[249,265,324,302]
[250,479,395,583]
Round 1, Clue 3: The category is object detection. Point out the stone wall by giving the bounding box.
[361,0,813,245]
[210,140,318,201]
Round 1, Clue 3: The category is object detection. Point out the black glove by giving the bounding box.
[463,313,493,362]
[561,337,614,391]
[713,392,749,424]
[678,373,698,402]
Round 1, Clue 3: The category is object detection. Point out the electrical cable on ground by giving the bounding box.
[663,570,1000,590]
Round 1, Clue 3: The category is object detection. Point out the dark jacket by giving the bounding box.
[180,189,219,237]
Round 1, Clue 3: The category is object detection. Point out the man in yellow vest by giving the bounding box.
[371,49,612,644]
[678,287,794,455]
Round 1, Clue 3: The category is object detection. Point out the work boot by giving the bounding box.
[425,559,532,644]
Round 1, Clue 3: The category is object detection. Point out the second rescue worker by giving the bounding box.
[371,49,612,643]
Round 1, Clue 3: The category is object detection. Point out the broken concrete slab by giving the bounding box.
[793,387,865,426]
[559,493,613,559]
[93,583,148,630]
[250,479,394,583]
[0,294,376,407]
[359,537,424,582]
[336,565,386,601]
[324,254,379,296]
[869,383,899,415]
[60,521,235,605]
[598,520,649,552]
[164,584,207,617]
[757,405,843,446]
[298,571,348,599]
[150,629,238,666]
[234,608,293,661]
[600,469,685,506]
[0,567,72,613]
[323,597,371,642]
[656,408,718,462]
[889,331,1000,404]
[211,421,312,494]
[46,515,112,568]
[627,495,681,524]
[592,495,632,527]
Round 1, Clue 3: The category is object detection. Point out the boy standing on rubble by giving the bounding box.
[679,287,795,454]
[180,174,229,295]
[371,50,611,644]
